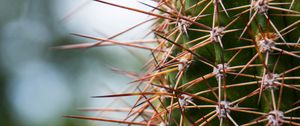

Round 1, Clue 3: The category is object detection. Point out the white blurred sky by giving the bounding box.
[53,0,155,40]
[2,0,157,126]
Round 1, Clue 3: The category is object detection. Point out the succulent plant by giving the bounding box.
[59,0,300,125]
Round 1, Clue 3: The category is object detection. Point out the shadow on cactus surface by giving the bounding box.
[57,0,300,125]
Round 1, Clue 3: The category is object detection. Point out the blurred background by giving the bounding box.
[0,0,155,126]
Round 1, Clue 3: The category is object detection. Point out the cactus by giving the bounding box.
[60,0,300,125]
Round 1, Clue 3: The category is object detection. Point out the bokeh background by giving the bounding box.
[0,0,155,126]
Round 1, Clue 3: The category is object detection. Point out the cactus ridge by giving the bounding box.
[59,0,300,126]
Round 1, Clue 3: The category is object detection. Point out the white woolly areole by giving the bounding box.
[210,27,225,43]
[178,55,192,71]
[178,58,189,71]
[213,64,229,78]
[267,110,284,126]
[159,122,166,126]
[177,19,191,34]
[178,94,192,107]
[159,87,167,93]
[253,0,269,14]
[159,87,167,99]
[262,73,279,89]
[216,101,231,118]
[258,38,275,53]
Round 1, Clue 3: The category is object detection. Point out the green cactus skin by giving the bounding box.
[62,0,300,126]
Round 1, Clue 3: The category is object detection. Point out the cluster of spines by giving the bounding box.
[59,0,300,126]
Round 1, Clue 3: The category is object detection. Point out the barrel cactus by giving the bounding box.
[60,0,300,125]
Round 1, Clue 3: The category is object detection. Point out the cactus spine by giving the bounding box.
[62,0,300,125]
